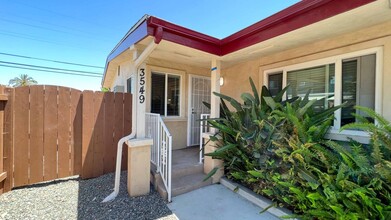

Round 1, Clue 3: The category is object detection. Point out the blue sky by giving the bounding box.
[0,0,299,91]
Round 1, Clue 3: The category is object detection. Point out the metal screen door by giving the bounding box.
[188,76,211,146]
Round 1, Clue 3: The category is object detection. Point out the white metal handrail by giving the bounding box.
[199,114,211,163]
[145,113,172,202]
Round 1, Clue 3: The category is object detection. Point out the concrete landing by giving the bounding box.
[167,184,279,220]
[151,146,212,200]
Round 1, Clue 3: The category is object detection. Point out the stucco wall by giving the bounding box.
[108,57,210,150]
[146,58,210,150]
[109,60,133,92]
[221,59,261,102]
[222,20,391,121]
[109,20,391,148]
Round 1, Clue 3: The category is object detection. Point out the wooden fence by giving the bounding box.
[0,85,132,194]
[0,87,7,195]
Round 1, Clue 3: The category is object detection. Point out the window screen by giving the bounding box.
[341,54,375,126]
[127,77,132,94]
[151,73,165,115]
[167,75,180,116]
[151,72,180,116]
[268,72,283,97]
[287,64,335,112]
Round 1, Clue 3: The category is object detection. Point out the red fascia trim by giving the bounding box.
[145,0,375,56]
[147,16,222,55]
[221,0,333,44]
[220,0,376,55]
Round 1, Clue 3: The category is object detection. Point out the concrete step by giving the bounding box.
[171,172,212,197]
[156,177,168,200]
[151,162,203,185]
[171,163,204,179]
[156,172,213,200]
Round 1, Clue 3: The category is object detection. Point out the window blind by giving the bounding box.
[287,64,335,100]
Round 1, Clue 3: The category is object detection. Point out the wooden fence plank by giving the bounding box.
[122,93,132,170]
[13,86,30,187]
[114,93,124,171]
[103,92,115,174]
[92,92,104,178]
[0,87,4,174]
[3,88,14,192]
[58,87,71,178]
[29,86,44,184]
[43,86,58,181]
[70,89,82,175]
[0,87,4,194]
[2,87,133,190]
[81,91,94,179]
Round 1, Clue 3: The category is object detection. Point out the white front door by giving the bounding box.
[188,75,211,146]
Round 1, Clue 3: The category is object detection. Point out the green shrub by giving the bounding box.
[205,78,391,219]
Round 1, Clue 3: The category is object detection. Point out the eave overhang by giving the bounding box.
[102,0,376,86]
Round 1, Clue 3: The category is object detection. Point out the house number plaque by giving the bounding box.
[139,68,146,104]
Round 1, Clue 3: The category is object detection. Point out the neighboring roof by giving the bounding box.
[102,0,375,84]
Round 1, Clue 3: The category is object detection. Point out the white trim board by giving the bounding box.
[146,65,186,118]
[263,47,383,144]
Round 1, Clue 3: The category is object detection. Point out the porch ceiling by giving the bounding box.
[138,36,218,69]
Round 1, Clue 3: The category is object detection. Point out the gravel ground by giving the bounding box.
[0,172,177,220]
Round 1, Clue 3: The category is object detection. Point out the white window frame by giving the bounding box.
[147,66,184,118]
[264,47,383,143]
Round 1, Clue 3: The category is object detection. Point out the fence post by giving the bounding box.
[0,87,14,194]
[0,87,5,194]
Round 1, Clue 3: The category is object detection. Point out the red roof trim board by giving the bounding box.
[220,0,376,55]
[103,0,375,83]
[147,17,221,55]
[144,0,375,57]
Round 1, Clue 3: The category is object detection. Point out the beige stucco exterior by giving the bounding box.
[104,0,391,151]
[110,57,210,150]
[203,134,224,184]
[127,139,152,197]
[108,19,391,149]
[222,20,391,121]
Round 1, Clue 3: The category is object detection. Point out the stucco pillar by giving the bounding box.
[210,59,221,134]
[203,133,224,183]
[127,138,153,197]
[136,63,147,138]
[203,59,224,183]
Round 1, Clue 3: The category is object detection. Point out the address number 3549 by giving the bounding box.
[139,68,145,103]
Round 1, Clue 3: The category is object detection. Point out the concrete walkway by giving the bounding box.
[167,184,279,220]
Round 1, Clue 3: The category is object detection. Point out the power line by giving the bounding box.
[4,13,111,39]
[0,61,103,75]
[10,0,123,32]
[0,18,112,42]
[3,13,92,33]
[0,52,104,69]
[0,18,69,35]
[0,64,102,78]
[0,30,107,51]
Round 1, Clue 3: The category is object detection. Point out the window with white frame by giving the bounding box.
[265,48,381,134]
[151,72,181,116]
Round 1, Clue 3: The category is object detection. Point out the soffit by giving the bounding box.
[222,0,391,68]
[138,37,218,68]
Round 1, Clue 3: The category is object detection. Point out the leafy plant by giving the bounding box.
[205,78,391,219]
